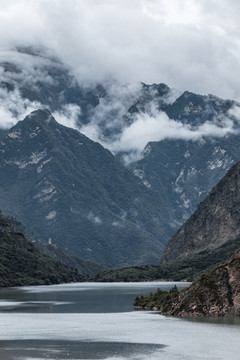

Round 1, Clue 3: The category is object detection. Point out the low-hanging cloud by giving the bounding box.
[0,87,43,128]
[78,99,238,164]
[1,0,240,165]
[53,104,81,129]
[0,1,240,99]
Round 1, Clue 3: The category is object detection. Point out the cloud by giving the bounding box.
[1,0,240,165]
[0,1,240,99]
[106,104,237,164]
[80,81,142,142]
[53,104,81,129]
[0,87,43,128]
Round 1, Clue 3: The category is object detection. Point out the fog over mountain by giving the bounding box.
[1,1,240,163]
[1,0,240,99]
[1,48,240,166]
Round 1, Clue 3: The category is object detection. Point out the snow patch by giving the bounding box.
[46,211,56,220]
[34,181,56,202]
[5,150,47,169]
[29,126,41,138]
[143,144,152,156]
[184,150,190,158]
[87,212,102,225]
[213,146,226,156]
[208,159,224,170]
[183,105,191,115]
[37,157,52,173]
[174,169,184,193]
[8,130,21,139]
[133,169,151,188]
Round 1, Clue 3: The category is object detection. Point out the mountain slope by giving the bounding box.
[0,210,82,287]
[162,159,240,263]
[6,215,106,276]
[0,109,173,267]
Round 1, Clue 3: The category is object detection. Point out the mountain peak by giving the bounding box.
[24,109,56,126]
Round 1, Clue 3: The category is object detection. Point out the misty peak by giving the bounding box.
[25,109,56,125]
[10,109,61,138]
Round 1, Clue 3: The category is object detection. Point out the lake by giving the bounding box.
[0,282,239,359]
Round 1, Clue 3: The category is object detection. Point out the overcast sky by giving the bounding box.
[0,0,240,100]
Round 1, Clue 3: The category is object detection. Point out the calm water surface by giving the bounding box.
[0,282,239,360]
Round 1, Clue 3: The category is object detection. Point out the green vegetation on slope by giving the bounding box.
[0,212,82,287]
[135,253,240,316]
[6,215,106,277]
[91,237,240,282]
[134,285,180,311]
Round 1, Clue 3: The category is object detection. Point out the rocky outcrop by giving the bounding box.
[162,160,240,263]
[163,253,240,316]
[134,251,240,316]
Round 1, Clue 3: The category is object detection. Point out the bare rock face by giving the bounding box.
[164,254,240,316]
[162,161,240,263]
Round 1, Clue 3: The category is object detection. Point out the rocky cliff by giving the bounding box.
[162,160,240,263]
[162,251,240,316]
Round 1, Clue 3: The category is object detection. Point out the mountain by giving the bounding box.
[0,109,173,267]
[0,210,82,287]
[162,159,240,263]
[2,47,240,252]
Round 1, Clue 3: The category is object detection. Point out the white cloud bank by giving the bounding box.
[81,103,237,164]
[1,0,240,164]
[0,0,240,99]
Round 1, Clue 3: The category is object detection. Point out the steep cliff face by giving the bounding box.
[162,160,240,263]
[163,253,240,316]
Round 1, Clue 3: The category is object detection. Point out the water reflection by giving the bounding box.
[0,282,190,314]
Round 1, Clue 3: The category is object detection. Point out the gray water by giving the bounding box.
[0,282,239,359]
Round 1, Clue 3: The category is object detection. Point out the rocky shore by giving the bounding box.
[135,251,240,316]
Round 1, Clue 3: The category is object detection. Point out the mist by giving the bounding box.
[1,1,240,163]
[0,1,240,99]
